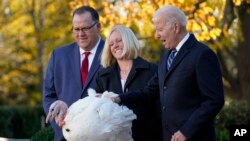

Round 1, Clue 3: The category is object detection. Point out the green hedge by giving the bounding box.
[217,100,250,127]
[216,100,250,141]
[0,105,44,138]
[30,126,54,141]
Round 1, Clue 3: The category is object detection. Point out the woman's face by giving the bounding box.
[109,30,124,60]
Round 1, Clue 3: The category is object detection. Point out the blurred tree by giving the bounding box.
[0,0,73,105]
[217,0,250,100]
[0,0,249,105]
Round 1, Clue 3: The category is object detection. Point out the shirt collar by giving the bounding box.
[175,33,190,52]
[79,37,101,55]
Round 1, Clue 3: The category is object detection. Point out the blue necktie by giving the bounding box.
[167,49,177,70]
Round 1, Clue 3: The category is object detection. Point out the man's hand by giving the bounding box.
[171,130,186,141]
[46,100,68,127]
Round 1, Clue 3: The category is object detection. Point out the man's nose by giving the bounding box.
[78,30,87,35]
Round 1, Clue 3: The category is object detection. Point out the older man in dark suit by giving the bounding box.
[113,5,224,141]
[43,6,104,141]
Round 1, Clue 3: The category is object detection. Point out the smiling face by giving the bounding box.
[72,12,100,51]
[108,30,125,60]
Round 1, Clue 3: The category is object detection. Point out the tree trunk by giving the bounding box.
[236,3,250,100]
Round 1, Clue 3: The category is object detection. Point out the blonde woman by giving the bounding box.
[93,25,162,141]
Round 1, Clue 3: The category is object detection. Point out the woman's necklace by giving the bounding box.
[120,70,129,75]
[118,60,133,80]
[120,69,130,80]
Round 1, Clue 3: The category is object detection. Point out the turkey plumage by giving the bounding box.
[62,89,137,141]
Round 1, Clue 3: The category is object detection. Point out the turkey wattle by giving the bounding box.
[62,89,137,141]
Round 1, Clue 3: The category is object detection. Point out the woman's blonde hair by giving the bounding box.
[101,25,140,68]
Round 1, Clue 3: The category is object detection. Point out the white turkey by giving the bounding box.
[62,89,137,141]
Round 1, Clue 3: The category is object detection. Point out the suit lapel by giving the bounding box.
[164,35,195,80]
[112,65,124,93]
[158,51,169,85]
[165,49,189,77]
[100,64,124,93]
[82,40,105,93]
[125,57,148,89]
[69,43,82,90]
[125,58,138,89]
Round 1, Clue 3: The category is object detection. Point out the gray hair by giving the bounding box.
[153,5,187,27]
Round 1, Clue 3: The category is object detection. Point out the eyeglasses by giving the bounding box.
[72,22,97,33]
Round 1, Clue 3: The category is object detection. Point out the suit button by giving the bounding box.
[164,86,167,90]
[162,106,166,110]
[125,88,128,92]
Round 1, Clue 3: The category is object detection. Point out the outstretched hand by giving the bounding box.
[110,95,121,103]
[171,130,186,141]
[102,91,121,103]
[46,100,68,127]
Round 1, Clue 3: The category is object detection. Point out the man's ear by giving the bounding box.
[96,22,101,31]
[174,22,180,34]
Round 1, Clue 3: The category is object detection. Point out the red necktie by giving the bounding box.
[81,52,91,86]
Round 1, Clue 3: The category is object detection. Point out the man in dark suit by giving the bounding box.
[43,6,104,141]
[113,5,224,141]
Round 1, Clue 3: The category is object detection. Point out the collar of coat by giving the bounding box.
[98,57,152,76]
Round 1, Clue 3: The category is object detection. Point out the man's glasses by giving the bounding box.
[72,22,97,33]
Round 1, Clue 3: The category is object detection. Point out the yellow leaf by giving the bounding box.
[203,6,213,14]
[178,0,185,4]
[208,16,216,26]
[233,0,242,6]
[192,22,202,31]
[201,22,208,31]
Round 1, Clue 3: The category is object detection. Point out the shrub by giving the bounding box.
[0,105,44,138]
[216,100,250,141]
[31,126,54,141]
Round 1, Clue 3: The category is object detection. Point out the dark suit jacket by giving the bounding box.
[120,34,224,141]
[43,40,104,141]
[92,57,162,141]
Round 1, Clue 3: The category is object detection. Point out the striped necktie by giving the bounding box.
[167,49,177,70]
